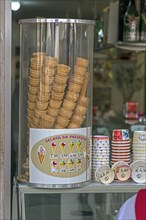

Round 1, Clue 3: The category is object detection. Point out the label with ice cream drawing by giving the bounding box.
[29,127,91,184]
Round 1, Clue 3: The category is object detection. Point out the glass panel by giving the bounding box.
[23,192,135,220]
[25,194,61,220]
[93,48,146,137]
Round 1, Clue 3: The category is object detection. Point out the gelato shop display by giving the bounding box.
[18,18,95,188]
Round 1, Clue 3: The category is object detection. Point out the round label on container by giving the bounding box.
[112,161,129,174]
[116,165,131,182]
[95,165,115,185]
[132,165,146,184]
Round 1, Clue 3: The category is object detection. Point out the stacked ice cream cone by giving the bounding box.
[54,57,89,128]
[47,64,71,128]
[37,56,58,128]
[27,53,58,128]
[27,54,90,129]
[27,52,46,128]
[68,71,89,128]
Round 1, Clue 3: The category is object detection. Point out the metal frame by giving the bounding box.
[0,0,11,219]
[4,1,11,219]
[19,18,95,25]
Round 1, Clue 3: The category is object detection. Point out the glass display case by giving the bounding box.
[18,18,95,188]
[14,22,146,220]
[13,180,145,220]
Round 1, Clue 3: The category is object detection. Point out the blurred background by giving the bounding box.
[11,1,146,220]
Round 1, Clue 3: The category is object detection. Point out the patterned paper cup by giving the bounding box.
[93,149,110,153]
[92,135,110,148]
[92,159,110,165]
[111,146,131,150]
[133,149,146,154]
[133,131,146,143]
[112,129,130,141]
[133,143,146,148]
[93,155,110,161]
[130,160,146,168]
[133,150,146,156]
[112,152,130,157]
[111,140,130,144]
[93,152,110,158]
[111,143,130,147]
[111,158,131,164]
[112,156,130,161]
[112,148,130,153]
[133,156,146,160]
[93,146,110,151]
[133,145,146,151]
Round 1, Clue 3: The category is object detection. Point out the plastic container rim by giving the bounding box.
[19,18,95,25]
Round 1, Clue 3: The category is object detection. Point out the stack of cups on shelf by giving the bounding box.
[132,131,146,162]
[111,129,131,165]
[92,135,110,180]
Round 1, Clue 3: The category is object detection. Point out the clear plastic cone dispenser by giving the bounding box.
[18,18,95,188]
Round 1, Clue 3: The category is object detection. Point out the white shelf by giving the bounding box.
[115,41,146,52]
[17,181,145,194]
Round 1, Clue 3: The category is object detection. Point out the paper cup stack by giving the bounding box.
[132,131,146,162]
[111,129,131,165]
[92,135,110,180]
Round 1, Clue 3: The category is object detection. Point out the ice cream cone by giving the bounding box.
[69,141,74,153]
[77,140,81,152]
[51,142,57,154]
[76,57,89,68]
[37,152,45,164]
[80,72,90,96]
[60,142,66,154]
[37,145,46,164]
[59,160,66,169]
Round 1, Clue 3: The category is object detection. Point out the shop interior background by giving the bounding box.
[11,1,145,219]
[12,0,145,138]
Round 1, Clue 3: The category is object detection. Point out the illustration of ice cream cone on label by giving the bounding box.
[37,145,46,164]
[77,140,81,152]
[59,160,66,169]
[51,142,57,154]
[51,160,57,169]
[60,142,66,154]
[69,140,74,153]
[76,158,82,168]
[68,159,75,168]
